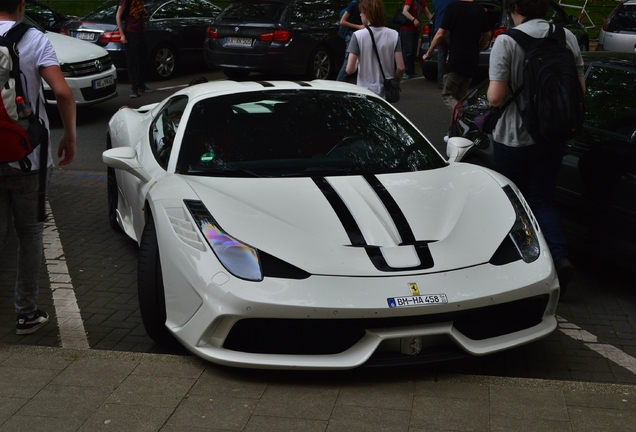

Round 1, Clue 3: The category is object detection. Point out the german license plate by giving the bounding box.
[92,75,115,90]
[225,37,252,47]
[77,32,96,41]
[387,294,448,308]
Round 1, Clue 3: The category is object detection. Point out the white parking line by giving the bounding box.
[558,316,636,374]
[43,201,89,350]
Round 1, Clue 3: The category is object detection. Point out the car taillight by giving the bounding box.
[101,30,122,43]
[259,29,291,42]
[452,100,463,125]
[492,27,508,40]
[60,28,68,35]
[603,7,619,31]
[206,26,218,39]
[421,24,429,36]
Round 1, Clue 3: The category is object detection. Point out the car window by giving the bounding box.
[219,0,287,22]
[153,0,197,19]
[176,91,446,176]
[151,96,189,169]
[290,0,339,23]
[607,4,636,32]
[584,64,636,135]
[81,1,118,22]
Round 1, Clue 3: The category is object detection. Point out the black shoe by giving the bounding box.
[139,86,154,93]
[555,257,574,298]
[130,89,139,98]
[16,310,49,335]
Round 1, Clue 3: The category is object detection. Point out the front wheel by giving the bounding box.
[305,46,333,80]
[138,212,178,346]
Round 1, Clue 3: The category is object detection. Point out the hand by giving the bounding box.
[57,133,76,166]
[422,52,430,61]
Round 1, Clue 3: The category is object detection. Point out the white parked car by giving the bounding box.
[24,16,117,106]
[103,80,560,370]
[597,0,636,53]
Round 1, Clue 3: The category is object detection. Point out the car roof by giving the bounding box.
[582,51,636,69]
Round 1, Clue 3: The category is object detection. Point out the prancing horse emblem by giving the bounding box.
[409,283,420,296]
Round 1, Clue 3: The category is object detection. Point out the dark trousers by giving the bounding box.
[400,29,419,76]
[125,32,148,91]
[493,141,568,263]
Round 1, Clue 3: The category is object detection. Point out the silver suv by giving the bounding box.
[598,0,636,52]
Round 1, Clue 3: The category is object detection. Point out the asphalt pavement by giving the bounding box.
[2,71,636,431]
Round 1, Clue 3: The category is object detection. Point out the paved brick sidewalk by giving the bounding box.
[1,344,635,431]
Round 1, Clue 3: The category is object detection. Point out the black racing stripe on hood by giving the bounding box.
[363,174,416,245]
[312,177,366,246]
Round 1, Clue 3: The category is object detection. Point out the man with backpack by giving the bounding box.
[1,0,76,334]
[487,0,585,297]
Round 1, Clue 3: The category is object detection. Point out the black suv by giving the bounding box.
[205,0,346,80]
[418,0,589,81]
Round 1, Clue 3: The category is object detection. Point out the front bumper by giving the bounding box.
[42,65,117,106]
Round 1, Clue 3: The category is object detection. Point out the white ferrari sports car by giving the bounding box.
[103,80,560,370]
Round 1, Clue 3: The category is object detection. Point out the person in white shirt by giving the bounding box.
[1,0,76,334]
[345,0,405,99]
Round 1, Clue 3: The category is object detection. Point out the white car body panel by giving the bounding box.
[104,80,560,369]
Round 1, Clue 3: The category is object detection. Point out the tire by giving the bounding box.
[106,137,122,233]
[305,46,333,80]
[223,68,250,80]
[149,43,177,80]
[137,212,179,346]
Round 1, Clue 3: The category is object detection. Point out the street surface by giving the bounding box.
[1,67,635,385]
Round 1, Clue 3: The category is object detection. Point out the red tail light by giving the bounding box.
[101,30,122,43]
[206,26,218,39]
[60,28,68,35]
[259,29,291,42]
[492,27,508,40]
[451,100,463,125]
[421,24,429,36]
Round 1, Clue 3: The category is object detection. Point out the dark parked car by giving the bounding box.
[418,0,590,82]
[597,0,636,53]
[25,0,75,32]
[448,52,636,266]
[204,0,346,80]
[60,0,222,80]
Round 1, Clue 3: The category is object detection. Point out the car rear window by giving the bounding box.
[177,91,446,177]
[607,3,636,32]
[218,0,287,22]
[81,1,119,22]
[583,64,636,134]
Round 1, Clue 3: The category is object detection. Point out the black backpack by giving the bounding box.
[506,24,585,145]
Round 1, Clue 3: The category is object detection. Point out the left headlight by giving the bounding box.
[59,63,74,77]
[503,185,540,263]
[184,200,263,281]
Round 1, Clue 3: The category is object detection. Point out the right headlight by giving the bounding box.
[503,185,540,263]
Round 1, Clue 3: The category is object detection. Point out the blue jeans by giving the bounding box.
[125,32,149,91]
[0,165,50,315]
[436,40,448,87]
[493,141,568,262]
[336,33,352,82]
[400,29,418,76]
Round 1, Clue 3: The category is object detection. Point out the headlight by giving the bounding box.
[503,185,540,263]
[184,200,262,281]
[59,63,73,77]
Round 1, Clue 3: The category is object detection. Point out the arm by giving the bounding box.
[423,6,432,20]
[395,51,405,81]
[116,4,128,44]
[346,52,358,75]
[340,11,364,31]
[579,76,586,94]
[421,28,446,60]
[402,4,420,28]
[40,65,77,166]
[487,80,507,107]
[479,31,492,51]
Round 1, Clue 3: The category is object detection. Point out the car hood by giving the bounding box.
[45,30,110,63]
[182,164,516,276]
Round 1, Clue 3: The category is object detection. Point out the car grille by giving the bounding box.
[223,295,550,355]
[65,55,113,77]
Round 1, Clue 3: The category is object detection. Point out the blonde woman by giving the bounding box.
[345,0,405,99]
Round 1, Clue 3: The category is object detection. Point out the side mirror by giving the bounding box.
[446,137,474,162]
[103,147,152,183]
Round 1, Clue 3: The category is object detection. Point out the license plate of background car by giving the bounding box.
[92,75,115,90]
[387,294,448,308]
[76,32,96,41]
[225,37,253,47]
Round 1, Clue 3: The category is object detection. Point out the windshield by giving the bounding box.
[176,90,446,177]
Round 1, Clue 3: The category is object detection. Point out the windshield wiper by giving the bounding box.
[186,168,267,178]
